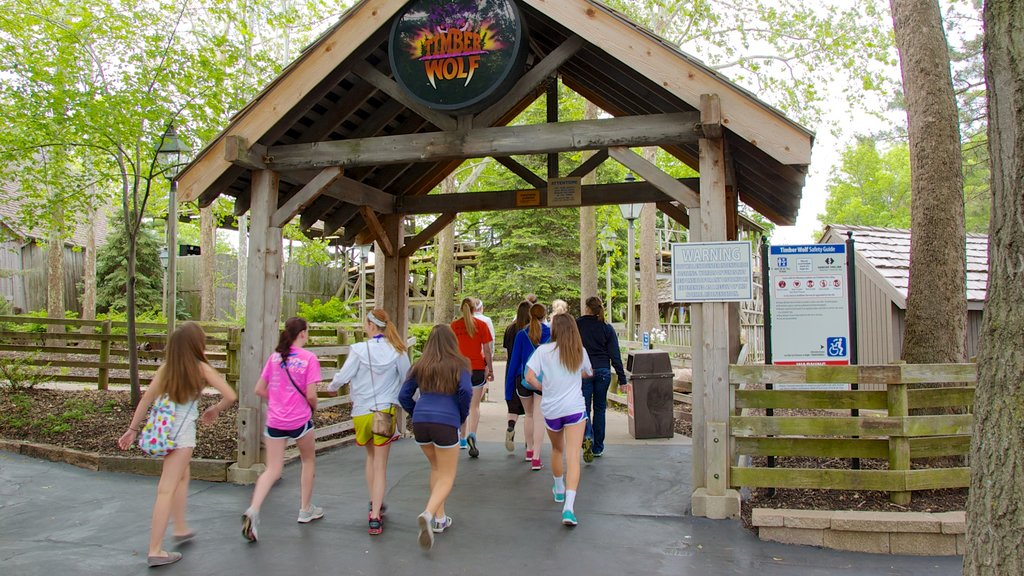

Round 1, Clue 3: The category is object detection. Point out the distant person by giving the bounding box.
[472,298,496,357]
[501,300,531,452]
[506,303,550,470]
[576,296,627,461]
[118,322,237,567]
[525,293,538,305]
[450,298,493,457]
[398,324,473,551]
[551,299,569,318]
[241,317,322,543]
[525,313,592,527]
[329,309,411,535]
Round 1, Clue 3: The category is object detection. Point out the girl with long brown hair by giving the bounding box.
[501,300,532,452]
[506,302,550,470]
[118,322,237,567]
[398,324,473,551]
[525,313,593,527]
[329,308,411,535]
[449,297,493,457]
[241,317,323,542]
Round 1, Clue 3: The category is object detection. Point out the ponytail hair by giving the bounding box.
[527,303,546,345]
[368,308,408,353]
[550,313,584,372]
[276,317,308,358]
[459,298,477,337]
[585,296,606,324]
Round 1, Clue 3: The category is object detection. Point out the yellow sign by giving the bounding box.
[547,177,582,207]
[516,190,541,207]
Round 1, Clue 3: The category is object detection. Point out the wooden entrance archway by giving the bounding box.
[176,0,813,520]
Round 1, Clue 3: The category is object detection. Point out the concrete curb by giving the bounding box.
[751,508,966,555]
[0,439,234,481]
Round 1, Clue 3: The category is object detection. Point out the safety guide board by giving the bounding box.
[768,244,851,368]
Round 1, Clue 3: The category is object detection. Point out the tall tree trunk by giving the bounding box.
[964,1,1024,572]
[435,176,457,324]
[639,148,659,334]
[81,205,97,321]
[236,214,247,319]
[200,204,216,321]
[45,203,64,337]
[890,0,967,364]
[579,101,601,305]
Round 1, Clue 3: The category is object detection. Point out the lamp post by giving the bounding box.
[618,173,645,342]
[357,244,371,321]
[156,124,190,337]
[599,228,616,320]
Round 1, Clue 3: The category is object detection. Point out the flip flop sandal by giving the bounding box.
[147,551,182,567]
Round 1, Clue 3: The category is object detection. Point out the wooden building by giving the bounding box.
[0,186,107,314]
[820,225,988,372]
[175,0,814,518]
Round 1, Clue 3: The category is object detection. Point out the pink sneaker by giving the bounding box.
[531,457,542,471]
[525,449,533,462]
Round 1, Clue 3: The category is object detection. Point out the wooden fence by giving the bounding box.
[729,363,975,504]
[0,315,369,390]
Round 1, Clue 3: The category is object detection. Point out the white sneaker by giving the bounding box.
[417,512,434,550]
[431,515,453,533]
[297,505,324,523]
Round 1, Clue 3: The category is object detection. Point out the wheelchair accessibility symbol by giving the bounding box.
[826,337,847,358]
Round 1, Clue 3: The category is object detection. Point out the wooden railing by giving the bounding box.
[729,363,975,504]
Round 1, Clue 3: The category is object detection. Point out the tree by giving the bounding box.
[818,138,912,229]
[890,0,967,365]
[963,1,1024,572]
[95,213,163,315]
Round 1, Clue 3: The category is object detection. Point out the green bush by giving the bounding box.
[0,352,53,389]
[408,324,432,359]
[296,297,359,324]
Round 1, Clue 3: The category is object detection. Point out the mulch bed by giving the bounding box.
[0,387,351,460]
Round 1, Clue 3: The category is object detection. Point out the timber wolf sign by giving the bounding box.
[389,0,528,112]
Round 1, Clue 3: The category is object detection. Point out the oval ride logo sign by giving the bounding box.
[389,0,527,113]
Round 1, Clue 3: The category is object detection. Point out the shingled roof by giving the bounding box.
[0,184,108,248]
[820,225,988,308]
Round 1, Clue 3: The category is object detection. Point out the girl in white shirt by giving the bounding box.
[525,313,593,527]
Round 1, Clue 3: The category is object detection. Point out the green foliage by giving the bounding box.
[818,137,990,234]
[0,353,53,390]
[0,391,33,430]
[5,309,78,333]
[297,297,359,324]
[33,397,96,435]
[407,324,433,359]
[95,212,164,314]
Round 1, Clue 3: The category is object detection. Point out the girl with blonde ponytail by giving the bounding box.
[329,308,411,535]
[449,297,493,456]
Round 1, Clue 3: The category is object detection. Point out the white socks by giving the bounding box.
[564,489,577,511]
[553,475,565,493]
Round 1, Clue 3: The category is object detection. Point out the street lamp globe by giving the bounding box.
[617,173,645,221]
[156,124,191,181]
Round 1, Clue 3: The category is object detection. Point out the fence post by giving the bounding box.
[887,380,911,505]
[97,320,111,391]
[227,327,241,389]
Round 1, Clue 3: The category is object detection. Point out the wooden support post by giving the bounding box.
[97,320,111,391]
[688,209,705,492]
[231,168,282,484]
[226,326,241,389]
[691,94,740,519]
[335,327,349,396]
[380,214,409,337]
[547,76,559,179]
[888,382,912,505]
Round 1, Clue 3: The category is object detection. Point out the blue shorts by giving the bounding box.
[544,412,586,432]
[265,419,314,440]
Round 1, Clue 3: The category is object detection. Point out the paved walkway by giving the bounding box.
[1,362,961,575]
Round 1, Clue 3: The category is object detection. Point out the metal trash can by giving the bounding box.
[625,350,675,439]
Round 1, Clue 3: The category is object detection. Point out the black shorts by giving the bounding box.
[471,370,486,388]
[413,421,460,448]
[506,393,525,415]
[516,380,542,398]
[265,419,314,440]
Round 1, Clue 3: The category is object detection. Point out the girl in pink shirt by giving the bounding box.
[241,317,322,542]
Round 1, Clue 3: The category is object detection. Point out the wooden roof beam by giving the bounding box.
[475,35,585,128]
[358,206,393,257]
[270,167,344,228]
[399,213,458,258]
[352,61,458,132]
[494,156,547,188]
[566,148,608,179]
[258,112,700,171]
[608,146,700,208]
[395,179,699,215]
